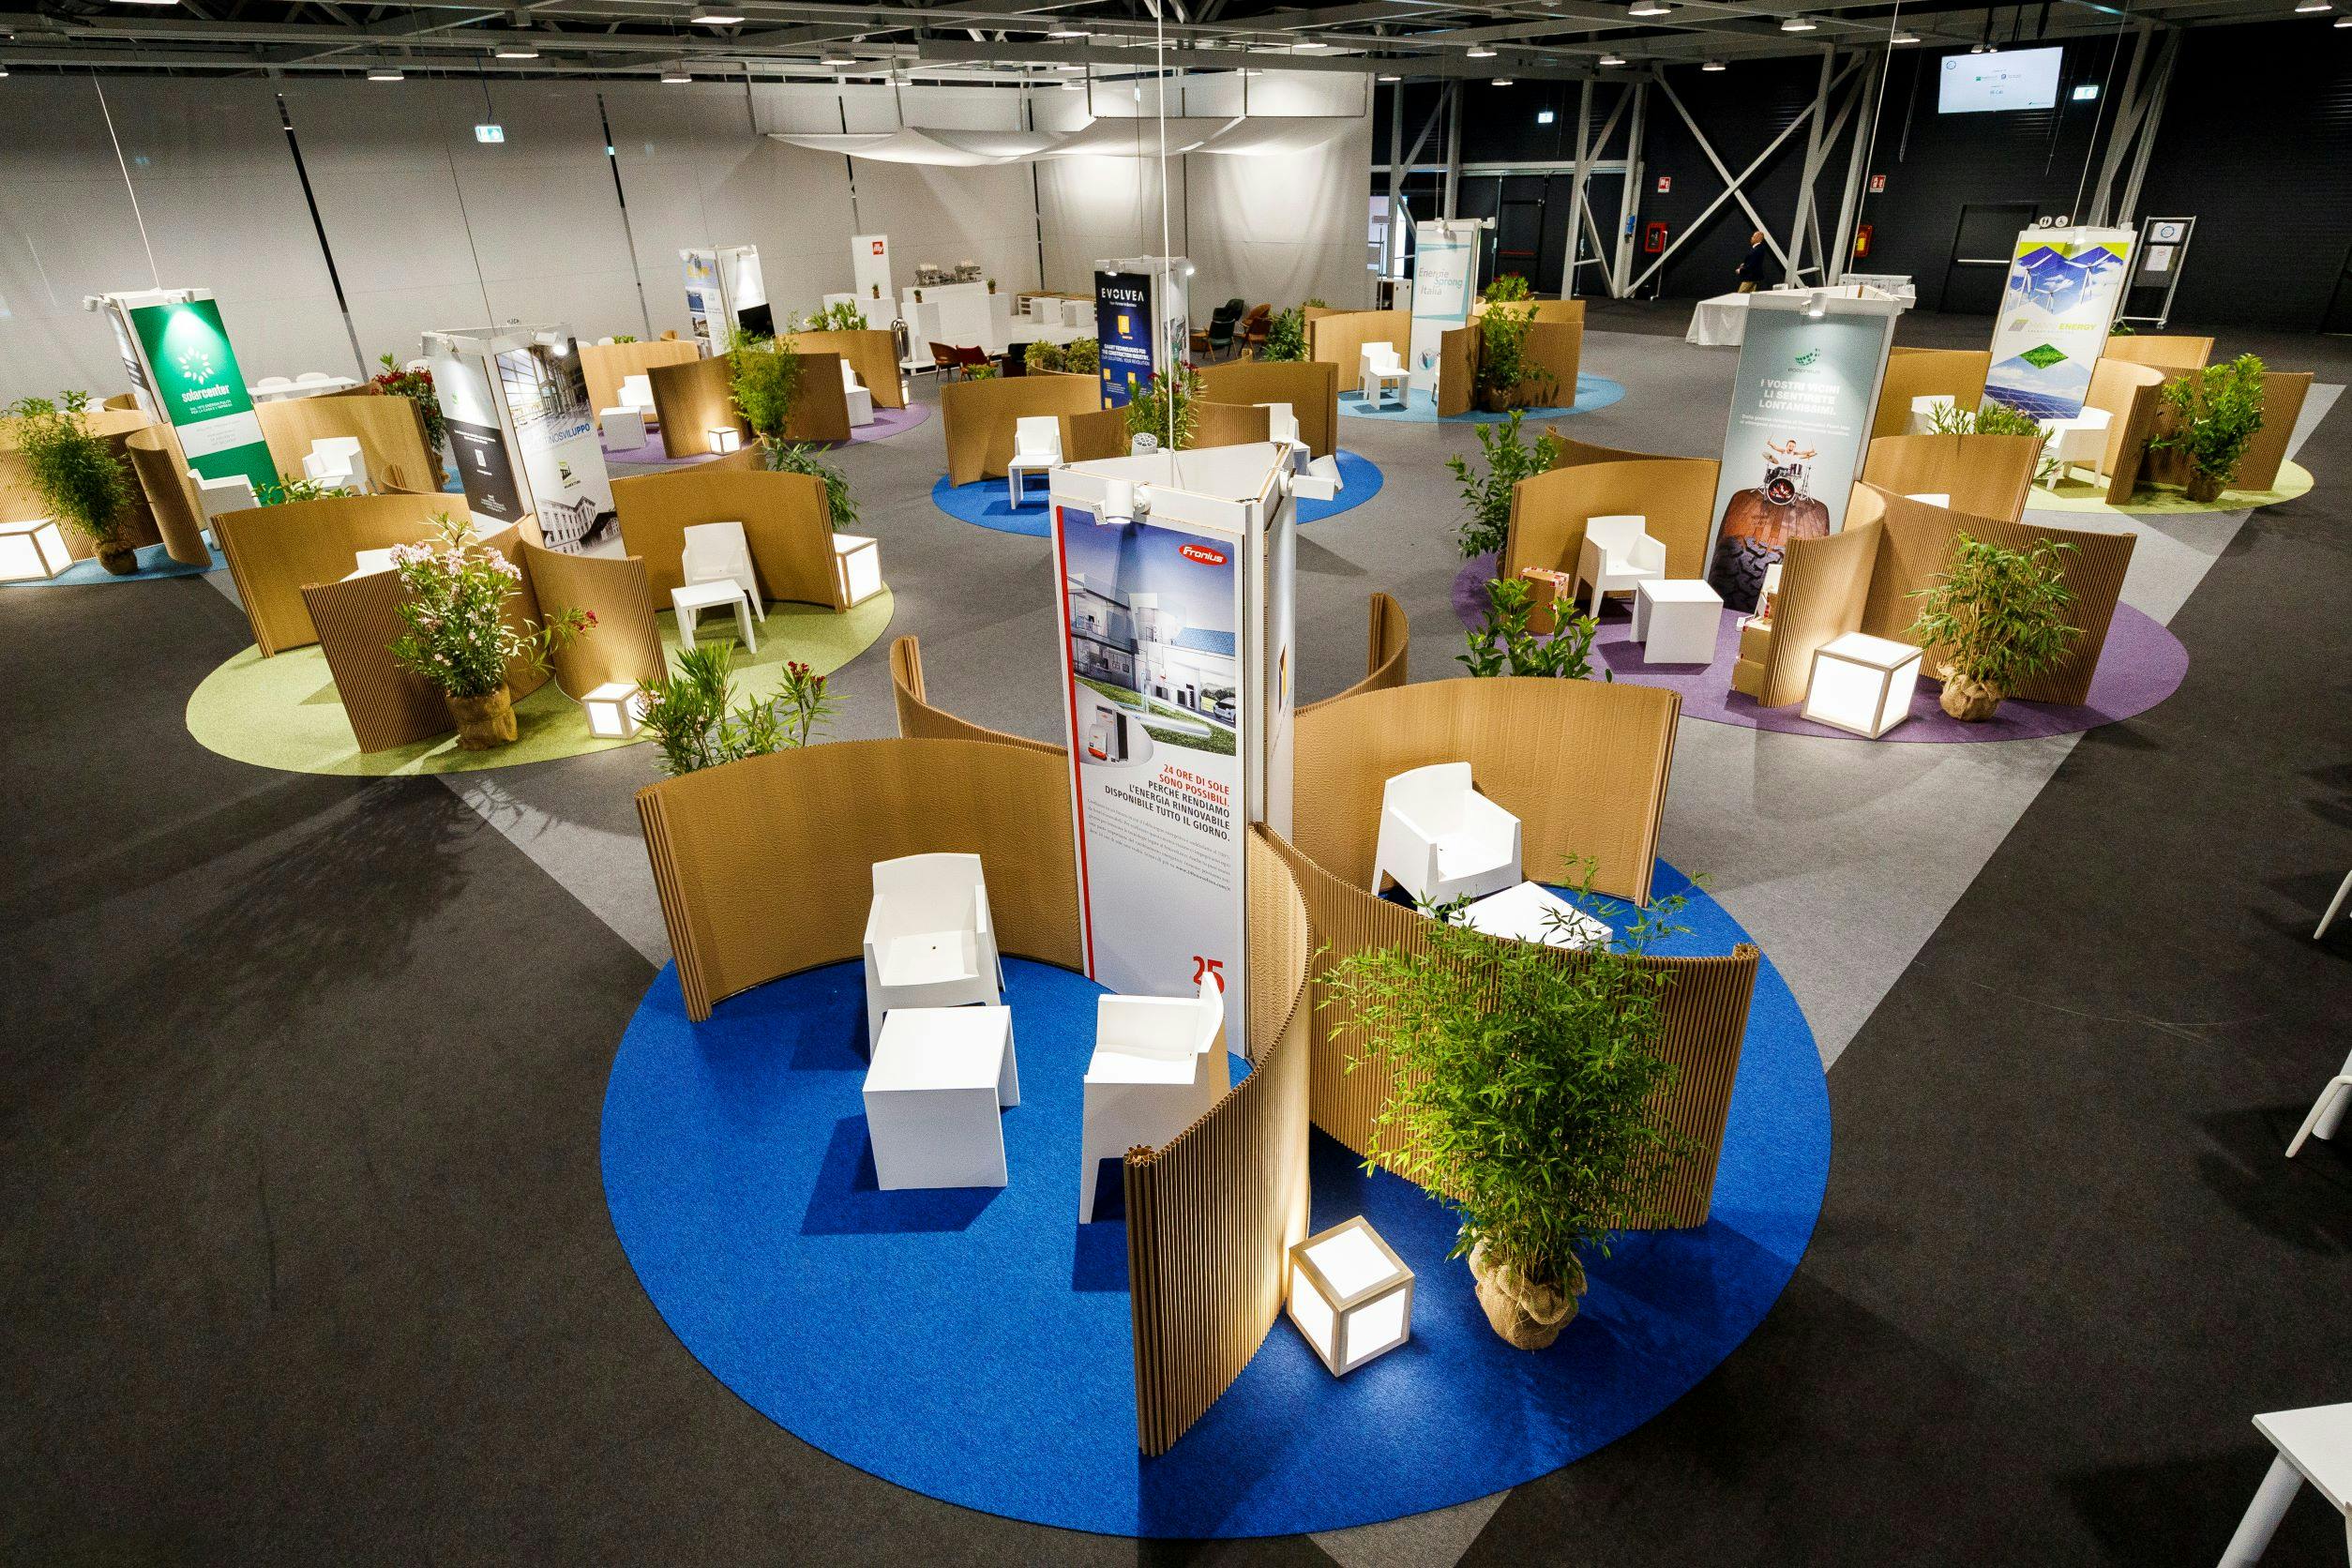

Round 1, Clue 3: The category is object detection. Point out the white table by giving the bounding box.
[600,406,647,450]
[2220,1402,2352,1566]
[1634,579,1724,665]
[1685,292,1751,347]
[1907,394,1957,433]
[1455,881,1612,951]
[671,580,758,653]
[863,1005,1021,1191]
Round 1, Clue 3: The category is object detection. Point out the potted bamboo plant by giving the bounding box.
[2150,353,2267,503]
[1323,865,1694,1349]
[728,329,805,456]
[385,515,591,749]
[5,391,136,574]
[1907,532,2080,721]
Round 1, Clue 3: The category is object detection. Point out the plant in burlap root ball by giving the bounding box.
[1907,532,2080,723]
[4,390,136,573]
[385,514,592,749]
[1321,860,1696,1350]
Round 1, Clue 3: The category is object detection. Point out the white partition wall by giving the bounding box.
[0,78,351,402]
[1181,72,1376,313]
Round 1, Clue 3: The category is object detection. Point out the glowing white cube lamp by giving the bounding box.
[1802,631,1922,739]
[580,681,646,739]
[831,532,883,607]
[1288,1216,1414,1377]
[708,427,744,454]
[0,517,73,581]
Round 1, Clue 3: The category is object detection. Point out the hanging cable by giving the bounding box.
[93,75,161,291]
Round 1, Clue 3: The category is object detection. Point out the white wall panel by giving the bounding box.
[854,160,1044,296]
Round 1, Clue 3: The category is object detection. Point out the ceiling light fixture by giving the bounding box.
[1293,38,1330,51]
[112,0,184,7]
[1891,29,1921,42]
[1377,72,1401,81]
[1628,0,1670,14]
[368,66,404,80]
[1780,14,1817,30]
[660,66,693,82]
[691,8,745,23]
[495,42,539,57]
[1491,76,1514,85]
[1701,57,1726,69]
[820,51,854,65]
[1536,107,1555,123]
[1054,61,1084,70]
[1465,44,1497,57]
[2293,0,2330,11]
[1047,26,1089,38]
[1599,51,1626,66]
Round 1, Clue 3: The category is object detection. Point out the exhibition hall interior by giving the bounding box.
[8,0,2352,1559]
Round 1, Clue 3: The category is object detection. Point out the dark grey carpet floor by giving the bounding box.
[3,317,2348,1567]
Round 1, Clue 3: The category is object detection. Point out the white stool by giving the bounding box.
[671,580,757,653]
[1634,579,1724,666]
[601,406,647,450]
[2219,1403,2352,1566]
[863,1005,1020,1190]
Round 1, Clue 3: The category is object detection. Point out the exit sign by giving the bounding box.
[1868,173,1886,193]
[1655,174,1671,193]
[475,124,506,143]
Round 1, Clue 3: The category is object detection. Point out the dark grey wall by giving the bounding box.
[1375,21,2352,331]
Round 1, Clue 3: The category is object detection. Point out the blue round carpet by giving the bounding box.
[1,540,225,588]
[931,449,1384,537]
[1338,376,1627,424]
[600,860,1828,1537]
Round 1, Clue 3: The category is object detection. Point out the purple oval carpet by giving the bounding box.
[1450,554,2189,744]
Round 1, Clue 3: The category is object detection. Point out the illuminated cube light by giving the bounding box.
[1802,631,1922,739]
[708,428,744,454]
[0,517,74,581]
[1288,1216,1414,1376]
[831,532,882,608]
[580,681,645,739]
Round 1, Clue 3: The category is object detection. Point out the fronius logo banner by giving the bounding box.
[1983,226,2134,419]
[128,299,277,495]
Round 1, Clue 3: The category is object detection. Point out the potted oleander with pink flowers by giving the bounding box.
[386,515,591,749]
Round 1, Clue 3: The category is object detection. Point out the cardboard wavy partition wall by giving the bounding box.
[1197,359,1340,460]
[297,522,551,753]
[0,406,164,558]
[122,427,216,566]
[2082,358,2170,504]
[1125,824,1315,1456]
[1502,453,1723,589]
[213,491,452,656]
[1520,315,1584,410]
[1260,830,1758,1234]
[256,390,441,495]
[783,330,905,410]
[520,538,670,699]
[649,356,748,460]
[634,736,1083,1021]
[889,636,1060,754]
[1861,432,2040,522]
[1438,324,1477,418]
[1058,408,1130,466]
[580,339,701,431]
[940,373,1102,487]
[1751,485,2137,708]
[2138,369,2313,494]
[2102,333,2214,377]
[611,466,844,608]
[1306,309,1413,382]
[1870,347,1991,440]
[1190,400,1272,449]
[1298,591,1410,715]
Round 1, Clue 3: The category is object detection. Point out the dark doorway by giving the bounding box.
[2324,240,2352,336]
[1939,200,2040,315]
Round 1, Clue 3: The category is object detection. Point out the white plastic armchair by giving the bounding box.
[1006,415,1063,506]
[619,374,656,413]
[840,357,875,428]
[681,520,767,625]
[1574,513,1666,620]
[1371,761,1523,908]
[1359,342,1407,409]
[862,852,1006,1050]
[1077,973,1228,1222]
[302,436,369,493]
[1260,400,1304,452]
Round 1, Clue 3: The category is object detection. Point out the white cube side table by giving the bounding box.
[601,406,647,450]
[671,580,758,653]
[0,517,74,581]
[1633,579,1724,666]
[1454,880,1612,951]
[1802,631,1922,739]
[863,1005,1021,1191]
[832,533,883,608]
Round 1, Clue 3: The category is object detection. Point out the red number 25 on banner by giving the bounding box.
[1192,957,1226,992]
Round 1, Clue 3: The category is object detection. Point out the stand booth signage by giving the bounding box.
[98,290,278,496]
[1703,293,1899,612]
[1093,257,1190,413]
[1408,219,1481,395]
[1983,224,2134,418]
[852,234,894,313]
[1048,444,1297,1050]
[682,246,770,354]
[423,324,613,550]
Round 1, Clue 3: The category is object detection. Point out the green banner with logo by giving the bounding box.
[128,299,278,496]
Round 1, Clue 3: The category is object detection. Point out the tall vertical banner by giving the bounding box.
[1704,295,1898,612]
[115,295,277,496]
[1983,225,2134,418]
[1048,445,1291,1048]
[423,325,612,550]
[680,246,768,352]
[682,250,722,355]
[1408,219,1479,395]
[852,234,893,311]
[1093,268,1155,410]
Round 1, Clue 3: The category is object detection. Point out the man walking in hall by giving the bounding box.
[1734,230,1772,293]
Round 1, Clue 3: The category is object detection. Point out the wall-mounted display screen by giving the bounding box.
[1937,48,2064,113]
